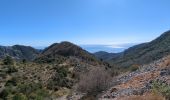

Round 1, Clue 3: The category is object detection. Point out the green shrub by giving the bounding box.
[3,56,14,65]
[5,77,18,86]
[1,82,50,100]
[22,59,27,64]
[0,86,15,100]
[152,80,170,99]
[13,93,28,100]
[47,66,73,90]
[29,89,50,100]
[17,83,43,96]
[129,64,139,72]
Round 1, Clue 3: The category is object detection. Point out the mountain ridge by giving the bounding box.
[95,30,170,68]
[0,45,39,61]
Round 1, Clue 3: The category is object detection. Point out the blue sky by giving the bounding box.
[0,0,170,47]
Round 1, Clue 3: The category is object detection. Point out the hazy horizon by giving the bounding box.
[0,42,138,53]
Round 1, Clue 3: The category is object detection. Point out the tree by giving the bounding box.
[22,59,27,64]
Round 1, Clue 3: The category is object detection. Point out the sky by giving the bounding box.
[0,0,170,47]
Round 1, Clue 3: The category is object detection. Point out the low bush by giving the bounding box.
[152,80,170,99]
[5,77,18,86]
[47,66,73,90]
[0,82,50,100]
[13,93,28,100]
[3,56,14,65]
[77,67,111,96]
[129,64,139,72]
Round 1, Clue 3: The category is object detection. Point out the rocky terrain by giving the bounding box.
[100,55,170,100]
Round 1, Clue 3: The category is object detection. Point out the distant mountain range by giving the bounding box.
[0,30,170,69]
[33,43,136,53]
[1,31,170,100]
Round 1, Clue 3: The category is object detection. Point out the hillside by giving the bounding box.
[0,45,39,61]
[1,38,170,100]
[0,42,109,100]
[94,51,120,61]
[36,41,98,64]
[100,55,170,100]
[99,30,170,68]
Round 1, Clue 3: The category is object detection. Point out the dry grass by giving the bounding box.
[159,56,170,67]
[53,88,70,98]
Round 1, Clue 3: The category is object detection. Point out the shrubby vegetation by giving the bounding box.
[3,56,14,65]
[77,67,111,96]
[47,66,73,90]
[129,64,139,72]
[2,56,18,73]
[152,80,170,99]
[0,82,50,100]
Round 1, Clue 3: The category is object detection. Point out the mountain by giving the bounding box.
[94,51,120,61]
[81,45,124,53]
[36,41,97,63]
[0,45,39,60]
[0,42,108,100]
[100,30,170,68]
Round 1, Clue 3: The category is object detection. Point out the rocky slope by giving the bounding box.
[0,45,39,61]
[100,55,170,100]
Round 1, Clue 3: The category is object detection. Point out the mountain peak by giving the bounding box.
[37,41,97,63]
